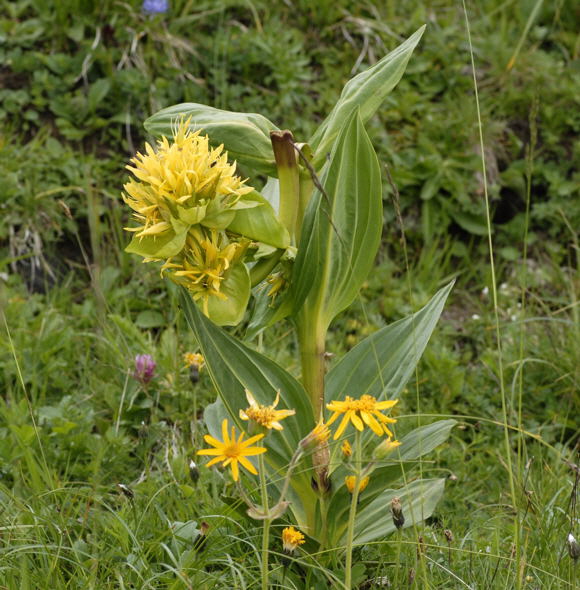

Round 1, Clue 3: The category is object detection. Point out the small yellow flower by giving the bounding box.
[123,117,253,238]
[183,352,205,369]
[265,272,287,300]
[239,389,295,431]
[301,419,330,448]
[197,419,266,481]
[341,440,352,458]
[326,394,398,440]
[345,475,370,494]
[374,437,402,459]
[161,227,247,314]
[282,526,305,553]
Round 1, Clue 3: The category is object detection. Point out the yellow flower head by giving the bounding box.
[345,475,370,494]
[123,117,253,237]
[239,389,295,431]
[341,439,352,458]
[184,352,205,369]
[326,394,398,440]
[282,526,305,553]
[161,227,247,314]
[197,419,266,481]
[301,419,330,448]
[374,437,402,459]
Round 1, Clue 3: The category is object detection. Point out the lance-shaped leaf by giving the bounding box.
[292,108,382,327]
[180,289,317,526]
[310,25,425,169]
[338,478,446,544]
[145,103,279,176]
[324,420,456,536]
[325,281,454,403]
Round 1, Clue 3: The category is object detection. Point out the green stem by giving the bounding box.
[344,431,362,589]
[259,454,270,590]
[296,312,326,418]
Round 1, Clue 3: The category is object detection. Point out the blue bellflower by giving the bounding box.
[142,0,169,14]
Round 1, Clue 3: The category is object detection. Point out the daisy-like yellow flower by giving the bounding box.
[161,227,247,314]
[197,419,266,481]
[239,389,295,431]
[123,118,253,238]
[326,394,398,440]
[282,526,305,553]
[183,352,205,369]
[345,475,370,494]
[341,439,352,458]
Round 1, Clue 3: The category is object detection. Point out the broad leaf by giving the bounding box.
[325,281,454,403]
[145,103,279,177]
[310,26,425,168]
[347,478,445,544]
[180,290,317,526]
[205,263,251,326]
[325,420,456,532]
[125,225,187,259]
[292,108,382,328]
[228,191,290,249]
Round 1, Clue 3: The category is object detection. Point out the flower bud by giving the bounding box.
[189,460,200,485]
[345,475,369,494]
[391,496,404,530]
[341,440,352,459]
[568,533,580,562]
[373,437,401,460]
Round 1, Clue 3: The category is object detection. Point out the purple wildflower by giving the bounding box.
[142,0,169,14]
[133,354,156,385]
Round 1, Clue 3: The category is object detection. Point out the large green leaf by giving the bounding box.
[325,420,456,535]
[292,109,382,328]
[325,281,454,403]
[227,191,290,249]
[180,289,316,525]
[344,478,445,544]
[309,26,425,169]
[144,103,278,177]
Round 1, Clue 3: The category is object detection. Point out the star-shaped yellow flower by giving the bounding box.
[197,419,266,481]
[326,394,398,440]
[239,389,295,431]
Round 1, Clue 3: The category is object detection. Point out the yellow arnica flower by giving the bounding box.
[197,419,266,481]
[326,394,398,440]
[184,352,204,368]
[341,439,352,458]
[239,389,295,431]
[282,526,305,553]
[161,227,247,314]
[345,475,370,494]
[123,117,253,237]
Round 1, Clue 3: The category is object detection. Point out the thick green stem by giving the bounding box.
[259,454,270,590]
[296,312,326,418]
[344,431,362,589]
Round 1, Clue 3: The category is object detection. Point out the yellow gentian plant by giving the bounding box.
[126,25,458,589]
